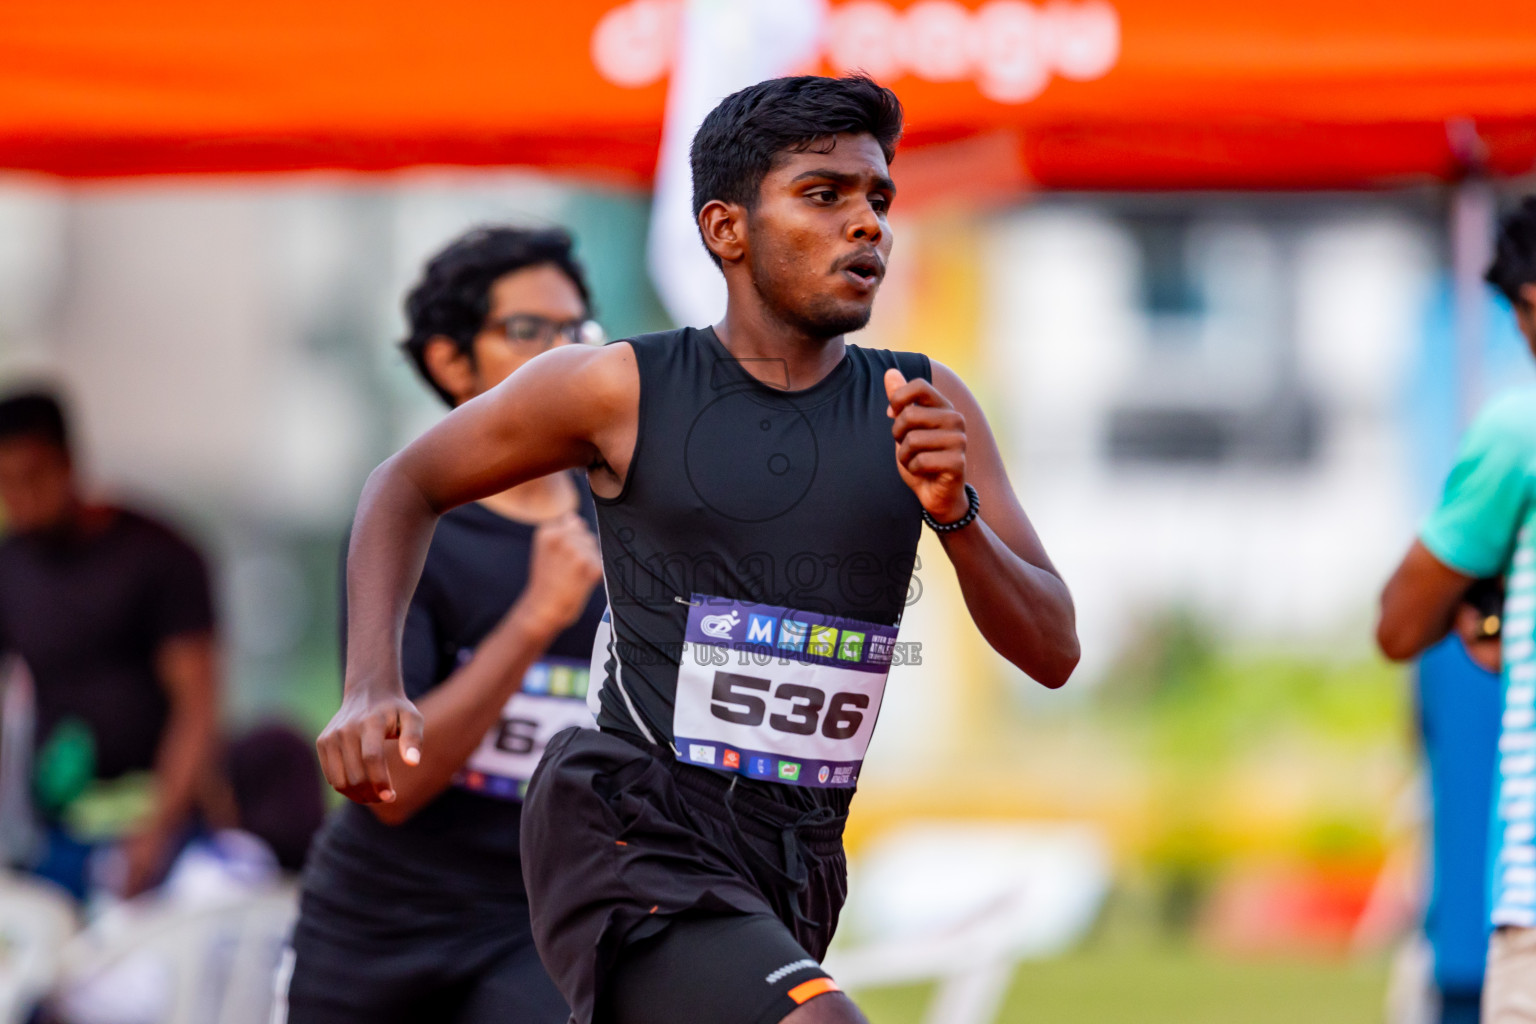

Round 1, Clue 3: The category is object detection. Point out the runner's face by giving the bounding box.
[747,133,894,338]
[468,264,588,397]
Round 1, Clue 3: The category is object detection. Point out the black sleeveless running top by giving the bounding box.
[591,326,930,811]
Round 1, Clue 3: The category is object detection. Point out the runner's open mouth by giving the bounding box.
[839,254,884,285]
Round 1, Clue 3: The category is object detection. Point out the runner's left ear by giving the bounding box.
[423,335,477,407]
[698,200,747,265]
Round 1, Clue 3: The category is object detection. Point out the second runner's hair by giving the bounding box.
[400,226,592,406]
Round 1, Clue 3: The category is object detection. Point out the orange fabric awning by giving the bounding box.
[3,0,1535,189]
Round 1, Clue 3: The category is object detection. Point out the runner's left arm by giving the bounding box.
[885,362,1079,688]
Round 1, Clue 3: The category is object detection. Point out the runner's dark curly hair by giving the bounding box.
[690,75,903,268]
[401,226,591,406]
[1487,196,1536,307]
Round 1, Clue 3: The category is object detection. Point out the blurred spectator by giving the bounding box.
[0,388,219,902]
[1378,196,1536,1024]
[219,723,325,872]
[28,725,320,1024]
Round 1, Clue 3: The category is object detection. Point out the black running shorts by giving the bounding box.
[608,912,842,1024]
[281,887,566,1024]
[520,727,849,1024]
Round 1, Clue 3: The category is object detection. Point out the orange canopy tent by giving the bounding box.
[3,0,1535,190]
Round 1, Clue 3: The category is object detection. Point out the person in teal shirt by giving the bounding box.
[1380,195,1536,1024]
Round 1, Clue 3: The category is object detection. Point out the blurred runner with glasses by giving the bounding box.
[279,226,606,1024]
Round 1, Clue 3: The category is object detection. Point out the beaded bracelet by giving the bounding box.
[922,483,980,534]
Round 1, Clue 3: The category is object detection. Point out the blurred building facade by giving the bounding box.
[986,199,1435,683]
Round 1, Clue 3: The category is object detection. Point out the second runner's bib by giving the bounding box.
[454,654,596,801]
[672,594,898,788]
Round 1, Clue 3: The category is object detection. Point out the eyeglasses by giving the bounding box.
[484,313,606,350]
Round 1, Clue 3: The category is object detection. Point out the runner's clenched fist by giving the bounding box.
[884,368,969,524]
[316,685,424,805]
[518,513,603,638]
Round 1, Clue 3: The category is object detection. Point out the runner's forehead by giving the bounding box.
[766,134,894,193]
[485,264,586,321]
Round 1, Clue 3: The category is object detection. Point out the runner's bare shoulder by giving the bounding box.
[513,338,639,417]
[498,339,641,492]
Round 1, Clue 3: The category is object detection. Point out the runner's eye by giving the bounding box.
[507,317,545,342]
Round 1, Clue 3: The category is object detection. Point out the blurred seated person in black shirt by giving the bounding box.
[0,389,218,901]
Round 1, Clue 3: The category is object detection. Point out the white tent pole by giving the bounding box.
[646,0,827,330]
[1449,173,1496,429]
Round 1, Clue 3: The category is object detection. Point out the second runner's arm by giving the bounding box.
[318,343,637,804]
[885,362,1079,688]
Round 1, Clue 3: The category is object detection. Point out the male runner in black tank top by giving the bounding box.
[319,76,1080,1024]
[283,227,604,1024]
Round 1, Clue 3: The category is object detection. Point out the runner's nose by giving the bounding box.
[848,201,882,245]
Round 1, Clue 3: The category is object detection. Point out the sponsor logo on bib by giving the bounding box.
[689,743,716,765]
[778,619,809,652]
[700,610,741,639]
[867,634,895,666]
[747,613,777,645]
[808,624,839,658]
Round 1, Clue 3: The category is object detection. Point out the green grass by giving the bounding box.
[852,941,1388,1024]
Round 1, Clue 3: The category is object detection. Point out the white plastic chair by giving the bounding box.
[49,886,297,1024]
[0,872,80,1024]
[823,822,1111,1024]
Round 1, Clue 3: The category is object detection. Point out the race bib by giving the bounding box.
[454,655,596,801]
[672,595,898,788]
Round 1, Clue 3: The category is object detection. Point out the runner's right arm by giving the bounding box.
[369,514,602,824]
[317,342,638,805]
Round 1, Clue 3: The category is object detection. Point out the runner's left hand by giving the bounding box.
[885,368,969,524]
